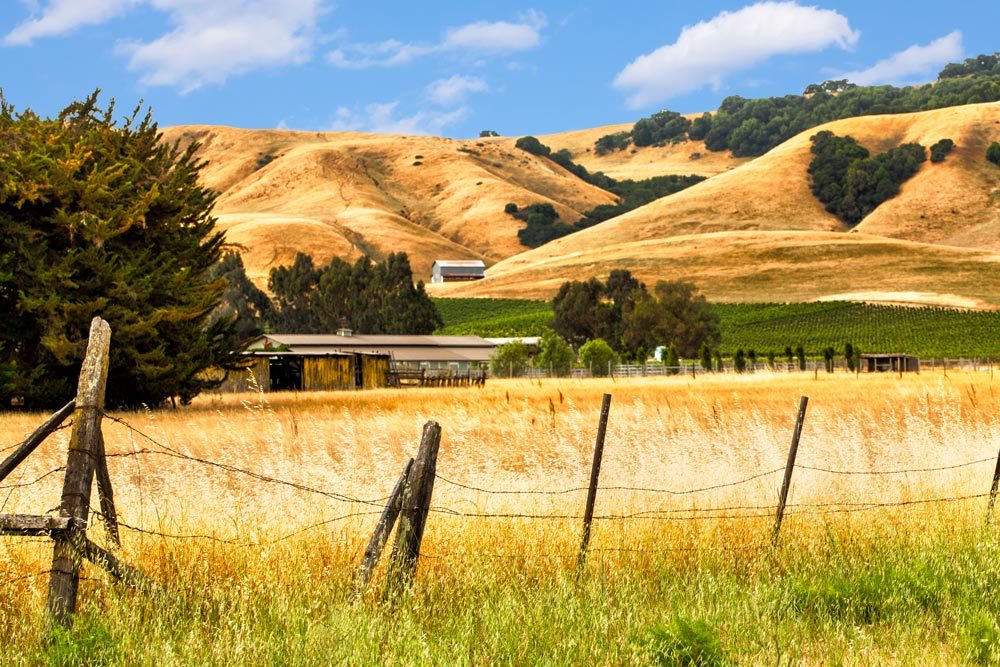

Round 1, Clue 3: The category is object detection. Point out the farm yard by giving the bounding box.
[4,372,1000,664]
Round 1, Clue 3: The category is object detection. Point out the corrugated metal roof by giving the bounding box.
[433,260,486,268]
[253,334,494,348]
[246,334,495,362]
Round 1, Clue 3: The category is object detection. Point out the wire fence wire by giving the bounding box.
[2,411,998,556]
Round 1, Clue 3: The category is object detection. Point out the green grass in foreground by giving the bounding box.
[5,528,1000,664]
[434,297,1000,357]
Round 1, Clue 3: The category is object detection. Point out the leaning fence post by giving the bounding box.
[986,446,1000,527]
[354,458,413,596]
[771,396,808,547]
[47,317,111,629]
[386,421,441,594]
[577,393,612,574]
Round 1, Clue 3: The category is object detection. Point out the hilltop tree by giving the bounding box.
[0,91,237,408]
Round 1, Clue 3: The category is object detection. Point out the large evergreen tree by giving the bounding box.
[0,92,237,408]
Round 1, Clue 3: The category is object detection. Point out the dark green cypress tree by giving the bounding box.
[0,92,238,408]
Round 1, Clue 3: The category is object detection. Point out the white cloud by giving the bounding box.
[839,31,963,86]
[5,0,138,45]
[426,75,488,105]
[6,0,323,91]
[328,102,466,136]
[327,11,545,69]
[613,1,860,108]
[117,0,322,92]
[443,10,545,53]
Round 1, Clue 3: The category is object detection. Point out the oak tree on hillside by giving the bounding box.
[0,92,237,408]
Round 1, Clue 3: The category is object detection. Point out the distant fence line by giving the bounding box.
[501,357,999,379]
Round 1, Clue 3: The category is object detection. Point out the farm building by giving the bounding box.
[861,353,920,373]
[431,259,486,283]
[222,332,495,392]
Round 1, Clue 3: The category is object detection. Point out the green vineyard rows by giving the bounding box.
[434,298,1000,357]
[433,298,553,337]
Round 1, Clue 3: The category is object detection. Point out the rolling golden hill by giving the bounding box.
[160,126,617,284]
[536,121,748,180]
[435,103,1000,306]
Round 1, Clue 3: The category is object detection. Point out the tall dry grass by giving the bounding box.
[2,371,1000,664]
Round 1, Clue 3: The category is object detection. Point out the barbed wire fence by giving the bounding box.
[4,318,1000,625]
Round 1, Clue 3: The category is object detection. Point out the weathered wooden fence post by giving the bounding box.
[771,396,808,547]
[986,445,1000,526]
[354,458,413,596]
[386,422,441,594]
[577,393,612,574]
[47,317,112,628]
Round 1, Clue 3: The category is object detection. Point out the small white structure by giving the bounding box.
[431,259,486,283]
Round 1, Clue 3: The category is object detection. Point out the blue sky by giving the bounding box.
[1,1,995,138]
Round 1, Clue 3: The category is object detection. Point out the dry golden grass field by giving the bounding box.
[5,372,1000,663]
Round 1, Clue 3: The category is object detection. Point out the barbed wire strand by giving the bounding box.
[101,413,391,507]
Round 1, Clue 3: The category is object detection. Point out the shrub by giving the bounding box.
[795,345,806,371]
[504,202,518,215]
[514,135,551,157]
[664,343,680,375]
[594,131,630,155]
[929,138,954,163]
[536,330,575,376]
[823,346,836,372]
[700,342,713,371]
[988,142,1000,166]
[490,341,530,378]
[734,349,746,373]
[579,339,617,376]
[646,616,727,667]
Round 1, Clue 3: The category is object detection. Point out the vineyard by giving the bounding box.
[435,298,1000,357]
[433,298,553,337]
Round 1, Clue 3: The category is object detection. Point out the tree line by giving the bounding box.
[213,251,442,339]
[595,52,1000,158]
[511,136,703,247]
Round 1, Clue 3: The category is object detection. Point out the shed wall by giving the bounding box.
[303,356,353,390]
[361,355,389,389]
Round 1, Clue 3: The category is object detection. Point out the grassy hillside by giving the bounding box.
[431,230,1000,307]
[434,297,1000,357]
[160,126,617,284]
[434,104,1000,306]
